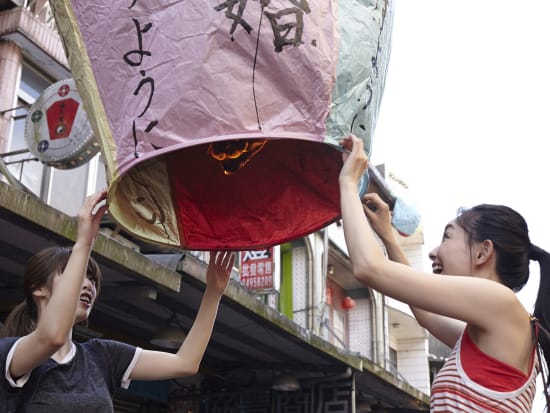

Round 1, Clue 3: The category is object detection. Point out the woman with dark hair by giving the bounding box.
[0,190,235,412]
[339,135,550,412]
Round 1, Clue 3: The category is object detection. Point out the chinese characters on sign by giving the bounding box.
[125,1,159,157]
[214,0,311,53]
[240,247,274,290]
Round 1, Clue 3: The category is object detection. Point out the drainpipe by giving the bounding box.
[371,293,378,364]
[372,291,385,366]
[351,373,356,413]
[304,235,315,331]
[382,294,388,370]
[318,227,329,335]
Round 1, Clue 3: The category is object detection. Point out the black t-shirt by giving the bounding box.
[0,337,139,412]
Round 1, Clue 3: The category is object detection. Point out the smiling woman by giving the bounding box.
[0,191,235,412]
[339,135,550,412]
[360,1,550,410]
[1,246,101,337]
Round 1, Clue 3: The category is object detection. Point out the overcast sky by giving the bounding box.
[370,1,550,409]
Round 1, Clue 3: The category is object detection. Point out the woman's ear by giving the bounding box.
[475,239,494,265]
[32,286,50,300]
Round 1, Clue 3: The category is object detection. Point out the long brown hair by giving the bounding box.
[1,246,102,337]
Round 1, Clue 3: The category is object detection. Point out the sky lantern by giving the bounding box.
[50,0,394,250]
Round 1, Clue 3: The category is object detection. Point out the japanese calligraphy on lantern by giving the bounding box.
[214,0,311,53]
[124,3,159,157]
[240,248,275,291]
[51,0,393,250]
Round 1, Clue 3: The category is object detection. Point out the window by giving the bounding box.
[333,310,345,349]
[388,347,398,376]
[6,64,52,198]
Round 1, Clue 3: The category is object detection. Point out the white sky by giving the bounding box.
[370,1,550,409]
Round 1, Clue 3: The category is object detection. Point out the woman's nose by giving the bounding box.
[428,246,438,262]
[83,277,95,290]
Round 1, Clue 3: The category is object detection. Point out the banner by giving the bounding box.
[240,248,275,291]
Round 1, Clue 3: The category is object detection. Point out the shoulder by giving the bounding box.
[78,339,138,363]
[0,337,24,410]
[0,337,19,349]
[491,285,530,331]
[77,339,141,385]
[0,337,20,359]
[79,338,136,353]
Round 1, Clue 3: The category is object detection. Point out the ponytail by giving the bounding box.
[531,244,550,406]
[530,244,546,262]
[1,300,37,338]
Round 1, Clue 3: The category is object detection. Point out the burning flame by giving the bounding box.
[208,139,267,175]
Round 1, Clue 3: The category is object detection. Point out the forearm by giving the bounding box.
[130,287,224,381]
[377,221,461,339]
[343,183,439,328]
[380,236,434,325]
[379,231,410,266]
[340,182,388,281]
[37,242,91,343]
[175,288,222,371]
[40,190,106,342]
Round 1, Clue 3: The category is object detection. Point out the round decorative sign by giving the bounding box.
[24,79,99,169]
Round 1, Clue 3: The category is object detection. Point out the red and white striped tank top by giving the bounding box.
[431,329,538,412]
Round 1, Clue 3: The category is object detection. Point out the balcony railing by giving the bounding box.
[25,0,55,30]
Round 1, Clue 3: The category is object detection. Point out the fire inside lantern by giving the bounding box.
[208,139,268,175]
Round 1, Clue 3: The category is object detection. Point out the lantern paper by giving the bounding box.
[51,0,393,250]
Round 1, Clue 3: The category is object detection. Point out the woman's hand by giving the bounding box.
[205,251,234,296]
[130,250,235,381]
[339,135,369,188]
[362,193,394,243]
[75,190,108,248]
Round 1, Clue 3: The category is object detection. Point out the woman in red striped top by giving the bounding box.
[338,135,550,412]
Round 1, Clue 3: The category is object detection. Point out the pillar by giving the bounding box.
[0,40,22,153]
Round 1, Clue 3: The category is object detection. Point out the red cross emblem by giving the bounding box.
[58,84,70,97]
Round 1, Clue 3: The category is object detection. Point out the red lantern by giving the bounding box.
[342,297,355,311]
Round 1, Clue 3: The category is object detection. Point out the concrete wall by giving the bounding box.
[396,337,430,395]
[347,297,373,359]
